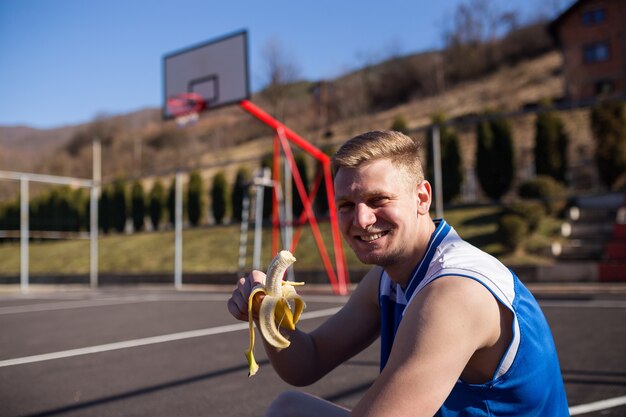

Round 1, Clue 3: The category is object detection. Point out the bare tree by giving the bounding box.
[442,0,519,82]
[260,37,301,121]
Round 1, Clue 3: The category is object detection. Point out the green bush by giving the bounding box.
[475,112,515,200]
[99,186,112,234]
[79,189,90,231]
[211,171,229,225]
[390,115,409,134]
[111,179,127,233]
[590,99,626,189]
[503,201,546,233]
[518,175,567,215]
[131,180,146,232]
[187,171,205,227]
[28,186,84,232]
[231,167,251,223]
[428,113,463,203]
[149,180,165,231]
[291,153,309,219]
[534,106,568,183]
[261,155,274,220]
[167,177,176,227]
[0,202,16,230]
[498,214,529,253]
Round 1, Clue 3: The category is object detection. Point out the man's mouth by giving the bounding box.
[355,231,388,242]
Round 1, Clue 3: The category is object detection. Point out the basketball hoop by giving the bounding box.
[166,92,205,127]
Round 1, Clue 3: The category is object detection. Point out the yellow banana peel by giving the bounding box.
[245,250,305,377]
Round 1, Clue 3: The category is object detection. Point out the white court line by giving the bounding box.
[0,307,342,368]
[0,293,347,315]
[0,298,162,315]
[0,294,232,315]
[539,299,626,309]
[570,395,626,415]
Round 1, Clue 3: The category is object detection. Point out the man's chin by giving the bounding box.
[355,251,393,267]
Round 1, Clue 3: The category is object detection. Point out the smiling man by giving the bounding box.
[227,130,569,416]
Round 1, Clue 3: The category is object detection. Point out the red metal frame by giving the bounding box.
[272,132,281,257]
[239,99,348,295]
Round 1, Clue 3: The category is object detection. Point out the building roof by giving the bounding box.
[549,0,624,35]
[549,0,583,37]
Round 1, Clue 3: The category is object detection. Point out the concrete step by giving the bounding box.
[571,192,626,210]
[552,239,605,260]
[614,223,626,239]
[566,206,617,222]
[617,206,626,224]
[512,262,598,283]
[561,221,614,239]
[598,262,626,282]
[605,241,626,260]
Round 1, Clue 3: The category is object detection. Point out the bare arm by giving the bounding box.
[350,276,503,416]
[227,267,381,386]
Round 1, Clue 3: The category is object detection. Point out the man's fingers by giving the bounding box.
[249,270,266,288]
[227,297,244,321]
[236,276,250,296]
[227,272,267,322]
[227,279,249,322]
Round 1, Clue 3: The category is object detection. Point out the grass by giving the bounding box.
[0,204,561,276]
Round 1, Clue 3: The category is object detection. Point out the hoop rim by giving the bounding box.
[166,92,206,118]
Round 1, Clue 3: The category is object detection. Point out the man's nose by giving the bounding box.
[354,203,375,229]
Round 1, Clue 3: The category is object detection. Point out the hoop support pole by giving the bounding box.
[276,129,341,293]
[239,100,330,163]
[272,134,281,257]
[239,100,348,295]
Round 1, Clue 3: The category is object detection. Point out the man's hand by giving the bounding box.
[227,270,266,322]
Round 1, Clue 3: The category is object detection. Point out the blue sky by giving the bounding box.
[0,0,568,129]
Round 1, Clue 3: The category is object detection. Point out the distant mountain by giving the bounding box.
[0,125,78,154]
[0,109,160,176]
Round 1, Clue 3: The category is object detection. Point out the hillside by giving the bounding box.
[0,48,571,202]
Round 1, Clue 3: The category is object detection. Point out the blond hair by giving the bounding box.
[332,130,424,183]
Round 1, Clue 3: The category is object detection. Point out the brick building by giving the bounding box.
[550,0,626,101]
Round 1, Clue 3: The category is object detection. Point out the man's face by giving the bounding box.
[334,158,426,267]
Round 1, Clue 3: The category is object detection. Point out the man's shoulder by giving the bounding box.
[433,232,510,280]
[417,275,496,309]
[425,235,516,308]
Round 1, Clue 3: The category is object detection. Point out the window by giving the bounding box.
[582,8,606,25]
[583,42,609,63]
[595,80,615,94]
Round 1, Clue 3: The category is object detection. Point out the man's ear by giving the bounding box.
[416,181,432,215]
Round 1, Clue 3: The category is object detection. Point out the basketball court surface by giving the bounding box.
[1,283,625,416]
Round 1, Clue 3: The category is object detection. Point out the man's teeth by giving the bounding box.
[360,232,384,242]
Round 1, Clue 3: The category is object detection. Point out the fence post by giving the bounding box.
[174,170,183,290]
[20,176,29,293]
[90,138,101,288]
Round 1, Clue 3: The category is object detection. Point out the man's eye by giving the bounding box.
[370,197,388,206]
[338,203,353,212]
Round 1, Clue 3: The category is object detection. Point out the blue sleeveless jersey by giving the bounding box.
[379,219,569,416]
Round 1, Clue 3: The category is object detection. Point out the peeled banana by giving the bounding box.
[245,250,305,377]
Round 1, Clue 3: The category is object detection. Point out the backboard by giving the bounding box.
[162,30,250,120]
